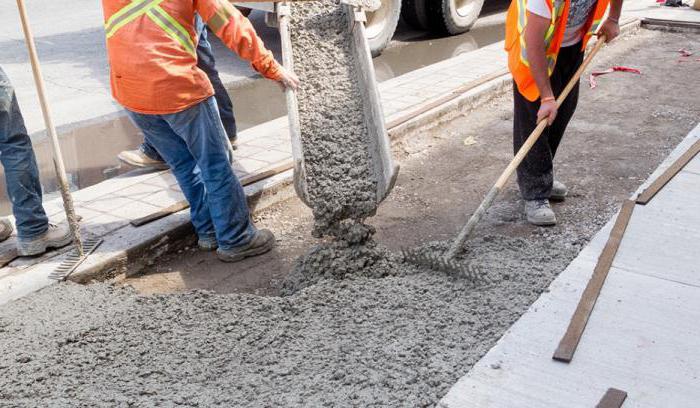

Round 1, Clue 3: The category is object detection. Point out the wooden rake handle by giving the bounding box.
[16,0,84,254]
[445,36,607,259]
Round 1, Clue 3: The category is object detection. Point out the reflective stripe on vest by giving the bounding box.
[516,0,565,74]
[105,0,196,57]
[206,2,235,32]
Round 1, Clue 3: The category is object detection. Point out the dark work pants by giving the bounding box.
[141,16,236,161]
[513,42,584,201]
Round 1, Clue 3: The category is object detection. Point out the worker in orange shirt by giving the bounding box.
[101,0,299,262]
[506,0,622,225]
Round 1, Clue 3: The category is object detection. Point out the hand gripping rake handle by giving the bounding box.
[445,36,607,260]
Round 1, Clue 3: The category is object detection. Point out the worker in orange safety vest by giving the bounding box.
[505,0,622,226]
[101,0,299,262]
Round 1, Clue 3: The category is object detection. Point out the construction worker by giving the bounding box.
[100,0,299,262]
[117,15,236,170]
[0,66,72,255]
[506,0,622,225]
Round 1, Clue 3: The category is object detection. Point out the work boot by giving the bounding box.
[0,218,13,242]
[118,149,169,170]
[217,229,276,263]
[17,223,72,257]
[524,199,557,226]
[198,236,218,251]
[550,180,568,202]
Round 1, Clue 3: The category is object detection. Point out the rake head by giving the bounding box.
[401,247,487,284]
[49,237,103,281]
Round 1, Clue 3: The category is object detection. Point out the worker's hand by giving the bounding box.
[277,65,300,91]
[537,98,558,126]
[598,18,620,43]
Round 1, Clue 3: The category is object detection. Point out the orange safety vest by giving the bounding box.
[505,0,610,101]
[101,0,281,114]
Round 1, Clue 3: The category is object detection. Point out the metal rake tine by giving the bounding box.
[49,237,104,281]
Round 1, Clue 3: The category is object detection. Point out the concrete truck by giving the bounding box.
[234,0,485,56]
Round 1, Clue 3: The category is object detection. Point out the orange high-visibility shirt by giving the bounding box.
[101,0,282,114]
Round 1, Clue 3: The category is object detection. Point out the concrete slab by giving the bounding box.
[438,123,700,407]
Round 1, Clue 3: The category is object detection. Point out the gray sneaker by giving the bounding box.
[0,218,13,242]
[217,229,276,263]
[17,223,73,256]
[117,149,169,170]
[524,199,557,226]
[550,180,568,201]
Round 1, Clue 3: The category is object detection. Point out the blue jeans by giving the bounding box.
[0,66,49,239]
[141,16,236,161]
[126,97,255,250]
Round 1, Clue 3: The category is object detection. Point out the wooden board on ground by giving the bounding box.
[130,160,294,227]
[636,139,700,205]
[552,200,636,363]
[596,388,628,408]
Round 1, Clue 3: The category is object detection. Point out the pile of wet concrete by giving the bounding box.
[0,233,579,406]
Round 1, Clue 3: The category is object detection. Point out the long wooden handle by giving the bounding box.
[446,36,607,259]
[16,0,84,254]
[493,36,607,190]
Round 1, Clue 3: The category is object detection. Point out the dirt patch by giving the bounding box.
[1,29,697,407]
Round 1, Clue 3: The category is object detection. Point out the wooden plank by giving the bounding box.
[130,160,294,227]
[385,69,509,131]
[553,200,636,363]
[596,388,628,408]
[636,139,700,205]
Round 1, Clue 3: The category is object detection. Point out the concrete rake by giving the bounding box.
[49,237,103,281]
[403,36,607,281]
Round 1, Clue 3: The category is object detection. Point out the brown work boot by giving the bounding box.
[216,229,275,263]
[0,218,13,242]
[118,149,169,170]
[17,223,72,256]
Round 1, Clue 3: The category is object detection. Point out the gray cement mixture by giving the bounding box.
[290,0,378,236]
[2,29,699,408]
[0,234,576,407]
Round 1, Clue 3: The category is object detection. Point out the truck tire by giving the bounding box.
[427,0,485,35]
[401,0,429,30]
[237,6,252,17]
[365,0,401,57]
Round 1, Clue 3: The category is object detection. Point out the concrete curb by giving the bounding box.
[69,170,295,283]
[70,19,645,283]
[1,18,646,303]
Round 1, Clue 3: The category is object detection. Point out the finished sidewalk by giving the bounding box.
[439,124,700,407]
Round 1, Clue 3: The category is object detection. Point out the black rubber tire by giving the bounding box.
[401,0,430,31]
[365,0,401,57]
[427,0,485,35]
[236,7,252,17]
